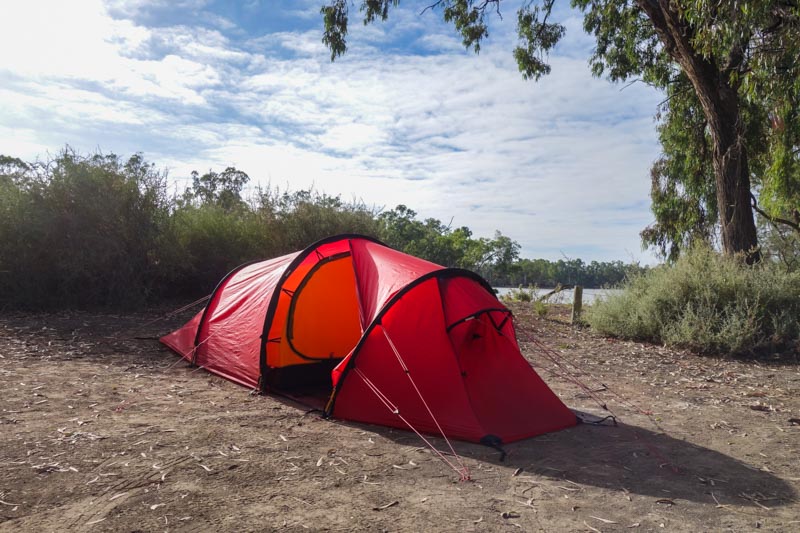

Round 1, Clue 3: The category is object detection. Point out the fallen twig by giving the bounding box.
[373,500,399,511]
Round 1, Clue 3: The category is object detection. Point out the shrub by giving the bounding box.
[0,150,170,308]
[501,285,536,303]
[588,246,800,355]
[158,204,265,297]
[267,189,381,253]
[500,286,550,318]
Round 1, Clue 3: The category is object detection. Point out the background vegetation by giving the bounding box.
[0,149,641,310]
[588,246,800,355]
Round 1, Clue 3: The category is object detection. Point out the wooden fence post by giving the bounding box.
[571,285,583,324]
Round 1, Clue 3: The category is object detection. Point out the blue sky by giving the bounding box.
[0,0,664,263]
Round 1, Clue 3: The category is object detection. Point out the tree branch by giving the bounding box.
[421,0,502,17]
[420,1,445,16]
[657,84,693,107]
[751,193,800,233]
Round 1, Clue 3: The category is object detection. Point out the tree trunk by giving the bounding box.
[638,0,761,262]
[708,91,761,263]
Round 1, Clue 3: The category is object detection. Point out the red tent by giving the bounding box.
[161,235,576,444]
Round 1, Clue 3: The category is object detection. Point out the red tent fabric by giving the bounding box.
[161,234,576,444]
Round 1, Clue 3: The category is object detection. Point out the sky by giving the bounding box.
[0,0,664,263]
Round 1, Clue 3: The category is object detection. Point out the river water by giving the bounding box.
[494,287,623,305]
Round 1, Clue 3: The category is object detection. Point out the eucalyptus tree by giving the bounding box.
[321,1,800,263]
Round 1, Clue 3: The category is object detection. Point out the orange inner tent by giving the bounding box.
[268,254,361,368]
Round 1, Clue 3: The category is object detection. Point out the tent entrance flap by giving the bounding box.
[265,252,362,391]
[286,254,362,361]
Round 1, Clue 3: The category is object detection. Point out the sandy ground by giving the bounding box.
[0,303,798,532]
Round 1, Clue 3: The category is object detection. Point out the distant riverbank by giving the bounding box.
[495,287,622,305]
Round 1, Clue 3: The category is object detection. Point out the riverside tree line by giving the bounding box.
[0,149,642,309]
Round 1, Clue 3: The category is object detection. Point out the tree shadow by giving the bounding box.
[357,413,796,508]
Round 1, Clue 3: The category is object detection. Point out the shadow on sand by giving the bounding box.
[357,414,796,509]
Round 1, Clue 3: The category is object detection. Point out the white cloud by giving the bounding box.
[318,123,388,152]
[0,0,663,263]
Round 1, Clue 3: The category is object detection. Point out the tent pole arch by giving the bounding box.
[324,267,496,416]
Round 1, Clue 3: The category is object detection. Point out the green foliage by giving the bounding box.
[441,0,491,53]
[0,148,170,308]
[758,214,800,272]
[150,184,384,298]
[0,150,383,308]
[500,285,549,317]
[269,189,381,253]
[320,0,348,61]
[588,246,800,356]
[182,167,250,211]
[161,205,262,296]
[573,0,800,257]
[376,206,642,287]
[640,78,719,261]
[514,0,564,80]
[0,148,650,309]
[507,257,644,288]
[376,205,525,284]
[321,0,401,60]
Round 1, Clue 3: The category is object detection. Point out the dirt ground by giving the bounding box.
[1,303,798,532]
